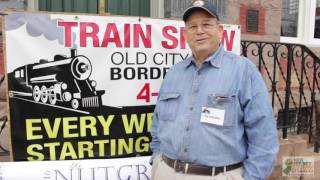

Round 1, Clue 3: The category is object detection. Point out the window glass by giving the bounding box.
[0,0,26,11]
[281,0,299,37]
[107,0,150,17]
[314,0,320,38]
[164,0,226,22]
[39,0,98,13]
[15,71,20,78]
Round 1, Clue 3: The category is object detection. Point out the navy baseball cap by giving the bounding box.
[183,0,220,22]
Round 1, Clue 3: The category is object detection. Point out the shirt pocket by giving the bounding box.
[158,93,180,121]
[206,93,237,127]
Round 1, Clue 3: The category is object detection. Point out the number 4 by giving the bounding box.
[137,83,151,102]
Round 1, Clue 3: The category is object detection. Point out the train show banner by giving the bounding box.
[4,12,240,162]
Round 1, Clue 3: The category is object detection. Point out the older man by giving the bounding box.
[150,0,279,179]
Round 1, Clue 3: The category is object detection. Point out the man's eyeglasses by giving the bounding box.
[185,21,219,32]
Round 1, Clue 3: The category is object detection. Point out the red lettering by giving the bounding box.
[124,24,131,47]
[101,23,122,47]
[137,83,151,103]
[162,26,178,49]
[180,27,186,49]
[221,30,235,51]
[80,22,99,47]
[57,21,78,47]
[134,24,151,48]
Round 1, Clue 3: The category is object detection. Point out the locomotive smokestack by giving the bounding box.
[71,49,77,58]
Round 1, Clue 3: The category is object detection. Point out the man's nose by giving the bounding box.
[195,25,205,33]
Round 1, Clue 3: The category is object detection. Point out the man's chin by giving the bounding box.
[194,48,210,54]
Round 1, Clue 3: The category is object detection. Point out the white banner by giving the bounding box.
[5,13,240,108]
[0,156,152,180]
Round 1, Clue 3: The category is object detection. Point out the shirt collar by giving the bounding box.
[183,44,224,69]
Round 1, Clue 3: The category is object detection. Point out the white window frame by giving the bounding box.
[305,0,320,45]
[27,0,38,11]
[280,0,305,44]
[150,0,164,18]
[281,0,320,46]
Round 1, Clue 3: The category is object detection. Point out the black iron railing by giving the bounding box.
[241,41,320,141]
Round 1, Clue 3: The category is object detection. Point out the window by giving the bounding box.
[38,0,150,16]
[164,0,226,22]
[107,0,150,17]
[314,0,320,38]
[281,0,299,37]
[15,71,20,78]
[281,0,320,45]
[289,0,299,14]
[246,10,259,32]
[20,69,24,78]
[39,0,98,13]
[0,0,26,11]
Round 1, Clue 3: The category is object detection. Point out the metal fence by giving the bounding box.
[241,41,320,141]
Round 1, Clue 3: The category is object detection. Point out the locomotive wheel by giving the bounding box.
[40,85,48,103]
[33,85,41,102]
[71,99,79,109]
[49,89,57,105]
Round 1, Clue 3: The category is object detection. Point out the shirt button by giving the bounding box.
[184,148,188,152]
[186,127,190,131]
[189,107,193,111]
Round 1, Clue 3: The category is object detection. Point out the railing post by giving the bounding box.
[310,59,317,142]
[297,48,305,134]
[283,45,293,139]
[314,95,320,152]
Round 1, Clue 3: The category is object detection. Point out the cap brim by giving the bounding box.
[182,6,218,22]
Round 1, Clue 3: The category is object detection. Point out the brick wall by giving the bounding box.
[239,4,265,35]
[229,0,282,42]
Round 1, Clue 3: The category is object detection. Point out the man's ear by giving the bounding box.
[218,24,224,34]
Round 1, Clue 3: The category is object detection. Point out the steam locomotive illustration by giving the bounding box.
[8,49,105,110]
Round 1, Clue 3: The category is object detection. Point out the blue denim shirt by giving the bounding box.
[150,45,279,180]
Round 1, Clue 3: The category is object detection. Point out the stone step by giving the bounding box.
[299,150,320,179]
[275,134,308,166]
[268,134,320,179]
[268,151,320,179]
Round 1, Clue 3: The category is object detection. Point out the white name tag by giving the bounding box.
[200,107,225,126]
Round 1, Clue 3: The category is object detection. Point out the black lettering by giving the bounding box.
[163,67,170,78]
[124,67,135,80]
[137,52,147,65]
[136,165,150,180]
[168,53,179,65]
[117,165,132,180]
[111,52,124,65]
[153,53,163,65]
[150,67,161,79]
[111,68,121,80]
[125,52,135,65]
[137,67,148,80]
[180,53,189,61]
[98,166,115,180]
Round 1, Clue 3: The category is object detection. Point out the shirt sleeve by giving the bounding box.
[150,98,160,165]
[240,62,279,180]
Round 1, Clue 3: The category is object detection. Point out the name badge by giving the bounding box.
[200,107,225,126]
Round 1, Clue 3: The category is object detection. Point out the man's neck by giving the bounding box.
[193,47,219,65]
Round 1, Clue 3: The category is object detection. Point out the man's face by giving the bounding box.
[183,10,223,56]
